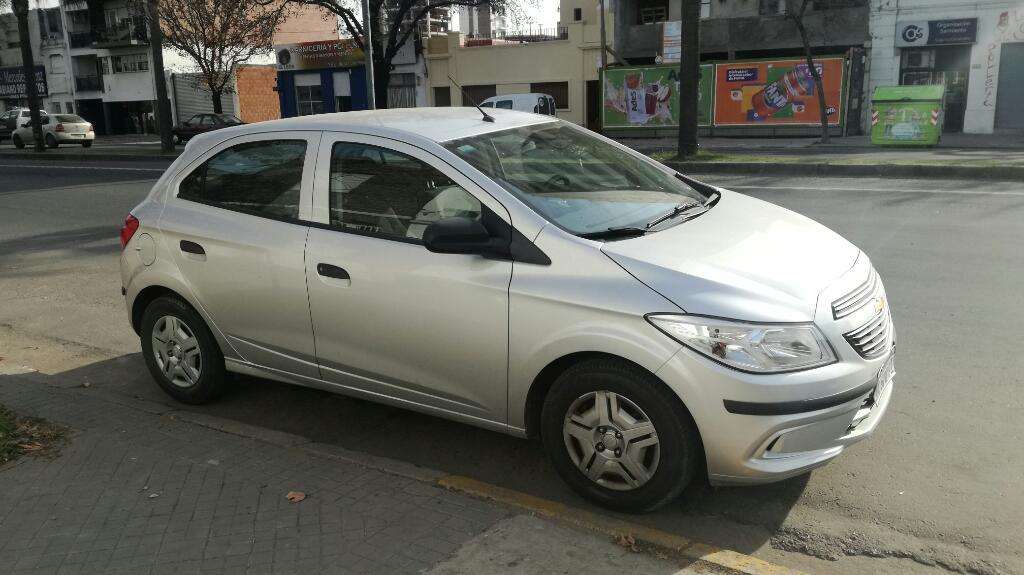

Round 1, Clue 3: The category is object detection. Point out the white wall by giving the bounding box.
[869,0,1024,134]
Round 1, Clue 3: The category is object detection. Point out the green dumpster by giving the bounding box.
[871,85,945,146]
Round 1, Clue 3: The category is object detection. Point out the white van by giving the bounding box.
[480,93,556,116]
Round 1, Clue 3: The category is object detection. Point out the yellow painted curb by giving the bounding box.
[438,475,808,575]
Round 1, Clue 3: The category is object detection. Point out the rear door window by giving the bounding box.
[495,100,513,109]
[178,139,307,220]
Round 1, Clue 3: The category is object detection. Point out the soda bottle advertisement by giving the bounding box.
[602,65,713,128]
[713,57,846,126]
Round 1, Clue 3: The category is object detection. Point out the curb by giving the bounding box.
[0,151,178,163]
[7,370,805,575]
[664,160,1024,181]
[437,475,807,575]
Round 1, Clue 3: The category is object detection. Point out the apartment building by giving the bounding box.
[0,8,75,115]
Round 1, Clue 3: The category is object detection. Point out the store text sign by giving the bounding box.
[896,18,978,47]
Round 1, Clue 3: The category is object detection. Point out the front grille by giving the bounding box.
[832,268,879,320]
[843,310,892,359]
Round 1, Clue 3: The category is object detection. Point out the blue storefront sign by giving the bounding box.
[0,65,48,98]
[896,18,978,47]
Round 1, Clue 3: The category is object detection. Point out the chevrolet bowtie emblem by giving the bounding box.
[874,296,886,315]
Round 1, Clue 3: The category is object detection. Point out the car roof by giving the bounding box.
[206,107,557,144]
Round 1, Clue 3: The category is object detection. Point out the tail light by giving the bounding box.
[120,214,139,249]
[87,123,94,132]
[55,123,65,132]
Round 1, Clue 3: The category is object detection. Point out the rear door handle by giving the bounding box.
[180,240,205,255]
[317,263,350,280]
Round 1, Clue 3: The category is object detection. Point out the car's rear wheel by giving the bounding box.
[45,133,58,148]
[82,141,92,148]
[141,295,226,404]
[540,358,700,513]
[12,134,24,149]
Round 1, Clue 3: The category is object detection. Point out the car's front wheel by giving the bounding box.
[12,134,24,149]
[140,295,226,404]
[45,133,58,148]
[541,358,700,513]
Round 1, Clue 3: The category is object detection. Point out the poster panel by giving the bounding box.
[603,64,713,128]
[713,58,845,126]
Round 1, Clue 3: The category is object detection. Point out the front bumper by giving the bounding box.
[656,342,894,485]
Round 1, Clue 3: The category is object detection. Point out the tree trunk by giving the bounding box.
[211,90,223,114]
[146,0,175,151]
[676,0,701,159]
[793,16,830,143]
[373,61,390,110]
[13,0,45,152]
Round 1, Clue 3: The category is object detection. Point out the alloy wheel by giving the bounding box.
[151,315,202,388]
[562,390,661,491]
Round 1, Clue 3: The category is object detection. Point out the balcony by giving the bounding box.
[68,31,94,48]
[93,18,148,48]
[75,75,102,91]
[460,26,569,47]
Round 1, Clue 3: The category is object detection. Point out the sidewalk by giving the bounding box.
[0,367,746,575]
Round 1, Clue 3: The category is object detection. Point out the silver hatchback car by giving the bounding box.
[121,108,894,512]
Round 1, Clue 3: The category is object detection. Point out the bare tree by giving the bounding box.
[272,0,513,108]
[149,0,288,113]
[786,0,830,143]
[7,0,45,151]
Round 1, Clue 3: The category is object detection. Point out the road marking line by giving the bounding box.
[438,475,808,575]
[0,163,165,172]
[718,184,1024,196]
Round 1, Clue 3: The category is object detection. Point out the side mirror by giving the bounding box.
[423,217,500,256]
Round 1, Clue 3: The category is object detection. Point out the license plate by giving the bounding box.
[876,354,895,397]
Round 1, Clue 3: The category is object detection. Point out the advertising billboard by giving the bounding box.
[0,66,47,98]
[713,57,846,127]
[275,39,364,71]
[603,64,713,129]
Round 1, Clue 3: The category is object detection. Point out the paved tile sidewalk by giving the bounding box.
[0,377,511,575]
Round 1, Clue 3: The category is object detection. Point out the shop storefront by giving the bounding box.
[869,3,1024,134]
[274,39,369,117]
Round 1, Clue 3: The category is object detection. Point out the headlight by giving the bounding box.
[646,314,836,373]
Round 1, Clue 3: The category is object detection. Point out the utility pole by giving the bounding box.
[146,0,174,152]
[676,0,700,159]
[12,0,44,152]
[599,0,608,70]
[361,0,375,109]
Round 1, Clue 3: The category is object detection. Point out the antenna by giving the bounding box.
[447,74,495,123]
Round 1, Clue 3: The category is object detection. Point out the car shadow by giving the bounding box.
[15,352,809,556]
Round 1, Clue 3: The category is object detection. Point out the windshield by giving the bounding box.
[443,122,706,236]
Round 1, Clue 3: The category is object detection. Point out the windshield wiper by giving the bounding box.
[578,226,648,241]
[645,202,709,230]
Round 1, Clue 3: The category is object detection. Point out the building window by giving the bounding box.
[433,87,451,106]
[100,57,111,75]
[573,7,582,21]
[700,0,711,19]
[530,82,569,110]
[638,0,668,24]
[461,84,496,106]
[387,73,416,108]
[65,102,74,113]
[296,85,323,116]
[49,54,65,74]
[759,0,787,15]
[111,53,148,73]
[50,102,62,113]
[336,96,352,112]
[178,139,307,220]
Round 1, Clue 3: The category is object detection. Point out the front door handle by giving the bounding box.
[317,263,350,280]
[180,240,205,255]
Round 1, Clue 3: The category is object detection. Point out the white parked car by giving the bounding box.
[120,108,894,512]
[480,93,557,116]
[13,113,94,148]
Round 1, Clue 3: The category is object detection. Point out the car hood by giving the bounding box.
[601,190,860,322]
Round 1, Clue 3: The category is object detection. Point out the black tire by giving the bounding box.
[12,134,24,149]
[45,133,58,148]
[540,358,700,513]
[82,141,92,148]
[172,134,182,145]
[140,295,227,404]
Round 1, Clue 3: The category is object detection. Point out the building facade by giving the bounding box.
[869,0,1024,134]
[0,8,76,115]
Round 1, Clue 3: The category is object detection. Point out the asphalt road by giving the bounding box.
[1,160,1021,575]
